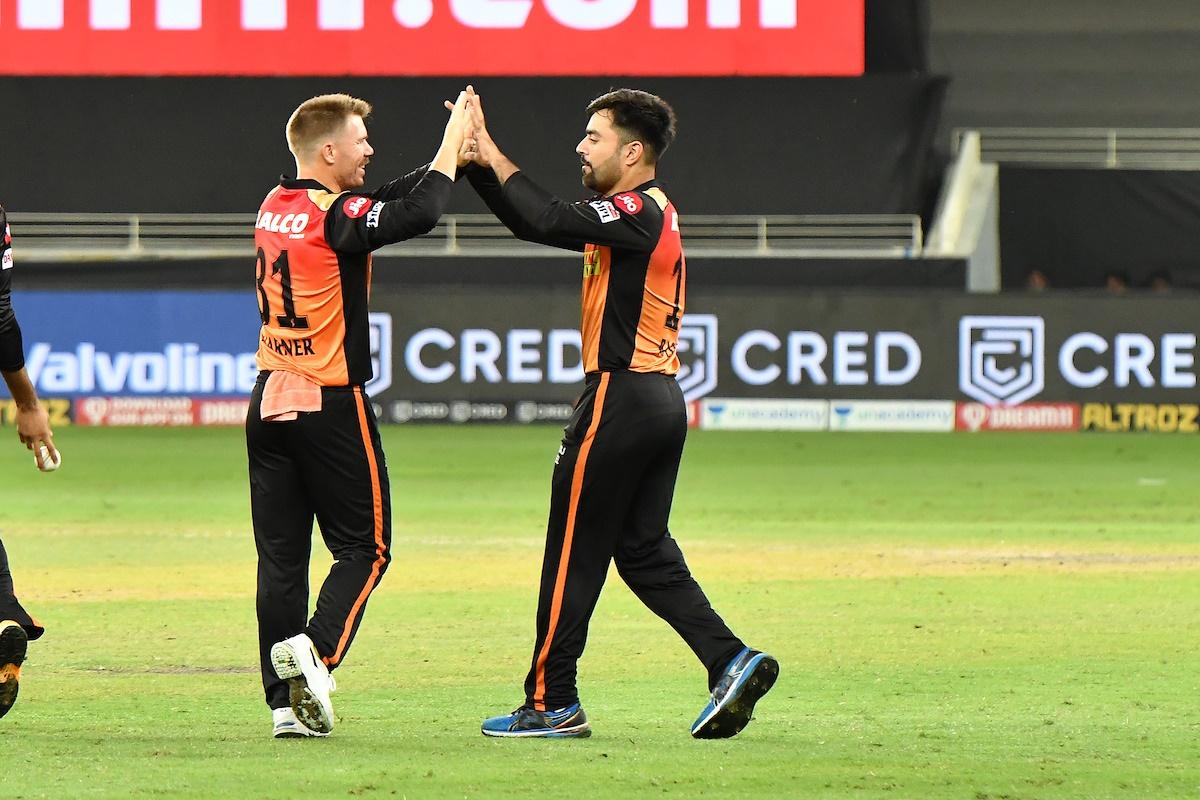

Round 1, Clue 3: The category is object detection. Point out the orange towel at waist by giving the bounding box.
[261,371,323,422]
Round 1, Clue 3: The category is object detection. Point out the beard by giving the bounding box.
[581,154,619,194]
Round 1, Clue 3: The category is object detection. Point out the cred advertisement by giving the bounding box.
[0,1,864,76]
[5,288,1200,430]
[367,288,1200,405]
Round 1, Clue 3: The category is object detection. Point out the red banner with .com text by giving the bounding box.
[0,0,863,76]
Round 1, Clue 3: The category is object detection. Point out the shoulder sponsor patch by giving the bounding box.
[589,200,620,224]
[343,196,372,218]
[366,201,384,229]
[612,193,643,214]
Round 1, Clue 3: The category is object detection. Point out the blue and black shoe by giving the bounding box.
[691,647,779,739]
[481,702,591,738]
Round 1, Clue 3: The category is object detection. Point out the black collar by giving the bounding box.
[601,178,659,199]
[279,175,333,192]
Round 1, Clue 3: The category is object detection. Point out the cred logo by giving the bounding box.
[677,314,718,402]
[959,316,1045,406]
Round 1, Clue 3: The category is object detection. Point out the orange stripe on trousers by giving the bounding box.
[532,372,610,711]
[325,389,387,667]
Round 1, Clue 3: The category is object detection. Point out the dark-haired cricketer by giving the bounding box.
[461,86,778,740]
[0,203,56,720]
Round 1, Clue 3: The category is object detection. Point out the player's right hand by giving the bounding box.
[15,403,58,470]
[442,90,469,149]
[465,85,488,132]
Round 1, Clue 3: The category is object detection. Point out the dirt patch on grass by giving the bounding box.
[902,550,1200,567]
[22,541,1200,602]
[76,665,258,675]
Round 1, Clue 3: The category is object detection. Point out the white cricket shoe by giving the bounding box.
[270,633,336,734]
[272,707,328,739]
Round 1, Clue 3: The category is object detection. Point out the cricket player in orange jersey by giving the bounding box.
[248,91,468,738]
[462,87,778,739]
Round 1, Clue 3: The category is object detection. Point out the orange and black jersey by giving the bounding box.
[0,204,24,372]
[255,167,452,387]
[467,166,685,375]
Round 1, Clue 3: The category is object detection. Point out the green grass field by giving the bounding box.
[0,427,1197,799]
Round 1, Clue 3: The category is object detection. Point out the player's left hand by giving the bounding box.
[463,86,499,168]
[457,126,476,168]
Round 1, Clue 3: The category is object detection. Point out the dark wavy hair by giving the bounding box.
[586,89,677,164]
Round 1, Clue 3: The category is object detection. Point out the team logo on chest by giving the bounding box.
[582,246,602,278]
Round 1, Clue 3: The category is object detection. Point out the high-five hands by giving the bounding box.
[447,85,497,168]
[432,90,470,178]
[442,90,469,153]
[447,85,517,183]
[462,85,497,168]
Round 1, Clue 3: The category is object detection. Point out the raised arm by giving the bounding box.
[368,164,431,202]
[463,87,659,253]
[326,92,469,253]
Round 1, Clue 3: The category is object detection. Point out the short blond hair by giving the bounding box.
[285,93,373,159]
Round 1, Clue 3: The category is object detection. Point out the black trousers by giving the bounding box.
[246,377,391,710]
[524,370,744,711]
[0,538,43,640]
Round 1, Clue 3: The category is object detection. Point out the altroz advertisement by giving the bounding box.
[5,289,1199,427]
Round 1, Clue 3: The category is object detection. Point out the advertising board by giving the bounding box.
[0,1,864,76]
[7,288,1198,429]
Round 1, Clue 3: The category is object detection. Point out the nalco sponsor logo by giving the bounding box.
[255,210,309,237]
[956,402,1079,432]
